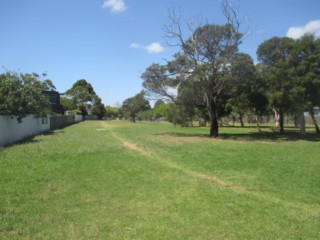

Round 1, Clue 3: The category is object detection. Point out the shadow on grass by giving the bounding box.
[158,129,320,142]
[219,132,320,142]
[43,130,65,135]
[2,130,65,148]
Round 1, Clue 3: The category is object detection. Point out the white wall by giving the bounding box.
[0,115,50,147]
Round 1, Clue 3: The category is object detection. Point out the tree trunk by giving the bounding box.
[297,111,306,136]
[210,115,219,137]
[309,109,320,135]
[256,116,261,133]
[132,115,136,123]
[293,114,299,128]
[279,108,284,134]
[239,115,244,127]
[206,94,219,138]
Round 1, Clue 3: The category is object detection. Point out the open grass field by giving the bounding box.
[1,120,319,239]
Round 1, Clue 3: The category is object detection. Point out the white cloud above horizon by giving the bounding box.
[130,42,165,54]
[286,19,320,39]
[102,0,127,13]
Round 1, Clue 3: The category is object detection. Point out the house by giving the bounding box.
[42,90,65,115]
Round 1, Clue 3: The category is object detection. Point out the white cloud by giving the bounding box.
[145,42,165,53]
[102,0,127,13]
[286,19,320,39]
[130,42,165,54]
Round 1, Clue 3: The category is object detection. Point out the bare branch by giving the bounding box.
[221,0,241,31]
[162,8,185,48]
[220,0,252,42]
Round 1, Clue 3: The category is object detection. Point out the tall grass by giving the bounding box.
[1,121,319,239]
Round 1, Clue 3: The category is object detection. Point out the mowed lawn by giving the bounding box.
[0,121,319,239]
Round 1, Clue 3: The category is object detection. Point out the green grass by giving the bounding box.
[1,120,319,239]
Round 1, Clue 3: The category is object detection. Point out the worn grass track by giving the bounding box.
[103,121,320,216]
[1,120,319,239]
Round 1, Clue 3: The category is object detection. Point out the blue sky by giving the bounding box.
[1,0,320,106]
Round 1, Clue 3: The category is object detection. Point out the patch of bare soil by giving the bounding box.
[122,141,152,156]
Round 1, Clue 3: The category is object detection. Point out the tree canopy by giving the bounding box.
[66,79,99,116]
[257,35,320,135]
[122,91,151,123]
[0,71,51,122]
[91,97,106,120]
[142,3,243,137]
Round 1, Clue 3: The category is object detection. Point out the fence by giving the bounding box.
[50,115,82,130]
[0,114,83,147]
[85,115,98,120]
[0,115,50,147]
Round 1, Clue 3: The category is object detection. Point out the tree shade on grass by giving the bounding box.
[0,121,319,239]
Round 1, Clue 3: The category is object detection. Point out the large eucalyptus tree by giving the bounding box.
[142,0,244,137]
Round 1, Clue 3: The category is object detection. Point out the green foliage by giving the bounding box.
[142,21,242,137]
[141,64,178,103]
[257,34,320,134]
[142,31,320,135]
[137,101,172,121]
[42,79,56,91]
[136,109,154,121]
[60,96,76,111]
[91,98,106,120]
[153,101,171,119]
[257,37,297,134]
[0,71,51,122]
[257,37,294,66]
[105,105,120,119]
[290,34,320,110]
[228,53,269,126]
[121,91,151,122]
[257,37,295,109]
[66,79,98,116]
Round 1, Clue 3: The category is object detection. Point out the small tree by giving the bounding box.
[228,53,269,130]
[92,97,106,120]
[257,37,295,134]
[228,53,256,127]
[122,91,151,123]
[153,101,171,120]
[66,79,98,117]
[290,34,320,135]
